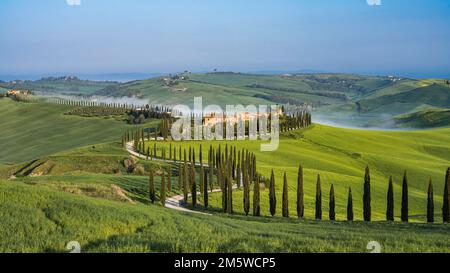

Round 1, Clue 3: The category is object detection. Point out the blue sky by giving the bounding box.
[0,0,449,78]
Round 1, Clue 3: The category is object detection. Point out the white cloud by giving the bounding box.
[367,0,382,6]
[67,0,81,6]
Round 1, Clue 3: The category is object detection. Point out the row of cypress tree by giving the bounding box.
[140,137,450,223]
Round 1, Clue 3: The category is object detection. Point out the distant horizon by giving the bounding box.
[1,0,449,79]
[1,69,449,83]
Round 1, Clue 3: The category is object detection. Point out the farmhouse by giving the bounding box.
[7,89,31,96]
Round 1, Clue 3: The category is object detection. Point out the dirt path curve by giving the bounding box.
[125,141,230,215]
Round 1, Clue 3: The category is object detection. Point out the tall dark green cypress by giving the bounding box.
[149,170,155,204]
[363,166,371,222]
[200,164,205,196]
[329,184,335,221]
[282,172,289,218]
[269,170,277,216]
[191,165,197,207]
[443,167,450,223]
[315,174,322,220]
[427,178,434,223]
[204,169,209,209]
[167,166,172,192]
[297,165,304,218]
[183,164,189,203]
[160,172,166,206]
[386,176,395,221]
[227,174,233,214]
[401,171,408,222]
[253,177,261,216]
[347,187,353,221]
[243,171,250,216]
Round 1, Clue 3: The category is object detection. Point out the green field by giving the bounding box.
[0,77,116,95]
[2,177,450,253]
[0,98,159,165]
[145,125,450,222]
[1,94,450,253]
[395,108,450,128]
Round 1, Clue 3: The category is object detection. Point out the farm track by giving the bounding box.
[126,141,232,214]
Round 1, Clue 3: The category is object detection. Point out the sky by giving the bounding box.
[0,0,450,78]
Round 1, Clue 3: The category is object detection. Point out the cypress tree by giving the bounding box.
[237,151,241,189]
[178,165,182,191]
[401,171,409,222]
[427,178,434,223]
[363,166,371,222]
[209,162,214,192]
[282,172,289,218]
[253,177,261,216]
[149,170,155,204]
[200,164,205,196]
[183,164,189,203]
[443,167,450,223]
[227,175,233,214]
[243,171,250,216]
[386,176,394,221]
[347,187,353,221]
[160,172,166,206]
[167,166,172,192]
[269,170,277,216]
[204,169,209,209]
[191,165,197,207]
[315,174,322,220]
[221,165,227,212]
[297,165,304,218]
[329,184,335,221]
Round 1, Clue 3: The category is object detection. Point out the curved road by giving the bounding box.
[126,141,230,215]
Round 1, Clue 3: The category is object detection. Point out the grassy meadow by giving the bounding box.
[1,179,450,253]
[1,97,450,253]
[145,124,450,222]
[0,98,158,165]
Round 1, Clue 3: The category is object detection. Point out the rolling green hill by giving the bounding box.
[0,76,117,95]
[1,98,449,252]
[146,125,450,222]
[395,108,450,128]
[92,72,450,128]
[0,98,158,165]
[2,178,449,253]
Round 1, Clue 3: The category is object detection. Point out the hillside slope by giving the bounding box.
[0,99,158,164]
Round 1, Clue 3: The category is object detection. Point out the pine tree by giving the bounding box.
[401,171,409,222]
[386,176,394,221]
[282,172,289,218]
[347,187,353,221]
[363,166,371,222]
[297,165,304,218]
[329,184,335,221]
[160,172,166,206]
[269,170,277,216]
[253,177,261,216]
[149,170,155,204]
[427,178,434,223]
[315,174,322,220]
[443,167,450,223]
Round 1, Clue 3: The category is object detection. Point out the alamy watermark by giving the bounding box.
[171,97,280,152]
